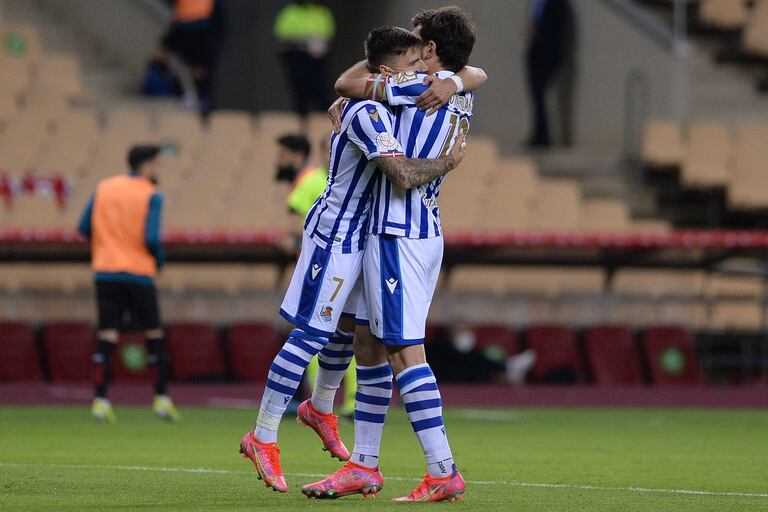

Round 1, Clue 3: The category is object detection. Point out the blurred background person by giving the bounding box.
[274,0,335,131]
[525,0,573,149]
[77,145,180,424]
[155,0,219,115]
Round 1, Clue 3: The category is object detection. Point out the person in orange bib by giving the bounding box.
[78,145,180,424]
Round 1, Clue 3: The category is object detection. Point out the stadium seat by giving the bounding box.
[43,322,94,382]
[584,326,644,385]
[33,54,81,98]
[527,179,582,231]
[641,326,703,385]
[641,119,683,169]
[111,332,152,382]
[681,121,731,189]
[743,0,768,57]
[704,274,764,331]
[0,321,41,381]
[525,325,584,383]
[165,323,226,380]
[471,325,519,355]
[580,198,629,231]
[700,0,749,30]
[727,123,768,209]
[226,323,280,381]
[482,158,538,231]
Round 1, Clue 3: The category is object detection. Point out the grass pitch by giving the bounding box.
[1,405,767,511]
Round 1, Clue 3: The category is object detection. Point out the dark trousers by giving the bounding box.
[526,45,562,147]
[280,50,331,118]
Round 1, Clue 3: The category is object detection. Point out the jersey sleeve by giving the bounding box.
[144,192,165,270]
[384,72,431,106]
[347,104,404,160]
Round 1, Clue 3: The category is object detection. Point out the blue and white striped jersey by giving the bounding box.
[368,71,474,239]
[304,99,404,254]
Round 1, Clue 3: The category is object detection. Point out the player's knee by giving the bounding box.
[337,316,356,336]
[387,345,426,375]
[353,325,386,366]
[97,329,119,343]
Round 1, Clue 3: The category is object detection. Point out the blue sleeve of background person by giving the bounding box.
[145,192,165,269]
[77,193,94,239]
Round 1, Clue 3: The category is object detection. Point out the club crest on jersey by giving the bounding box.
[367,108,380,123]
[319,306,333,322]
[376,132,398,152]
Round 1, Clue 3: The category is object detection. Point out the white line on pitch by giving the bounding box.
[1,462,766,499]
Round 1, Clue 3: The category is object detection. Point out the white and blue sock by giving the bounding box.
[396,363,455,478]
[351,362,393,469]
[255,329,328,443]
[311,329,355,414]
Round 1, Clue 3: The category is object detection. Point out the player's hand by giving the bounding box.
[416,75,457,116]
[327,97,347,133]
[447,133,467,169]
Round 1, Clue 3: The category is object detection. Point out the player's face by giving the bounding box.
[380,45,427,75]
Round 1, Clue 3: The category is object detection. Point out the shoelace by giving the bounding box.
[264,444,283,475]
[316,413,340,440]
[409,474,433,498]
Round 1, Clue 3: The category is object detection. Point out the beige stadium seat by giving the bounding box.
[708,300,763,331]
[0,25,41,61]
[527,178,582,231]
[0,54,32,96]
[449,266,592,297]
[700,0,749,30]
[6,196,69,228]
[743,0,768,57]
[0,112,53,171]
[159,264,245,294]
[580,198,629,231]
[37,111,99,173]
[155,110,203,160]
[626,219,672,233]
[727,123,768,209]
[613,269,705,297]
[207,110,253,152]
[257,111,302,138]
[241,265,281,292]
[480,158,538,231]
[33,54,81,97]
[641,119,683,169]
[460,135,498,185]
[12,264,92,293]
[704,274,764,299]
[681,121,731,189]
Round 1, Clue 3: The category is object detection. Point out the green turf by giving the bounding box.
[1,405,767,511]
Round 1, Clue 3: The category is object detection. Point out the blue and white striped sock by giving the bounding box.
[311,330,355,414]
[351,362,393,469]
[255,329,328,443]
[396,363,455,477]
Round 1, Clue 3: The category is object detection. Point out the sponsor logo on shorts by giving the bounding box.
[319,306,333,323]
[385,278,398,294]
[311,264,322,279]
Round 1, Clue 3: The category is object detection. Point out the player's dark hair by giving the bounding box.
[277,134,311,159]
[364,26,421,72]
[128,144,162,171]
[417,6,476,72]
[411,8,437,28]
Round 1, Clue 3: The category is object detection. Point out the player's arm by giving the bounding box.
[77,193,94,239]
[376,133,466,190]
[334,60,373,99]
[144,192,165,270]
[416,66,488,114]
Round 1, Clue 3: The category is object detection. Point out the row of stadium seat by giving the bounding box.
[0,104,673,232]
[642,119,768,210]
[0,264,764,330]
[0,320,701,386]
[696,0,768,58]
